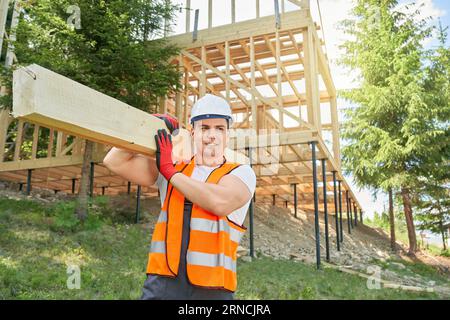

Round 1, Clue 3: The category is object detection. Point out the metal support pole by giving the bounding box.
[274,0,281,29]
[89,161,94,198]
[135,185,141,223]
[321,159,330,261]
[272,194,276,206]
[293,183,298,219]
[360,208,363,224]
[193,9,199,41]
[338,180,343,243]
[354,203,358,226]
[346,190,351,234]
[247,147,254,258]
[26,168,32,195]
[332,171,340,251]
[72,178,76,194]
[127,181,131,194]
[310,141,320,269]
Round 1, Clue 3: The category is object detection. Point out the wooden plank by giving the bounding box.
[0,107,9,162]
[231,0,235,24]
[185,0,191,33]
[302,25,322,132]
[12,64,177,156]
[208,0,212,29]
[250,36,257,131]
[31,123,39,159]
[12,64,248,166]
[13,118,24,161]
[200,46,206,97]
[167,9,310,49]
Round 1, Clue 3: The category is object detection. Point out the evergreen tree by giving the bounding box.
[338,0,449,254]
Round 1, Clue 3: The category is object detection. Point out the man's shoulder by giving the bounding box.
[229,164,256,181]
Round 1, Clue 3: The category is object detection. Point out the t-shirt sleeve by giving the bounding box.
[228,164,256,197]
[225,165,256,226]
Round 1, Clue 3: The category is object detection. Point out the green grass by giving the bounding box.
[0,196,447,300]
[236,256,443,300]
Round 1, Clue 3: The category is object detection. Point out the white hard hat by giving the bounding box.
[189,94,233,126]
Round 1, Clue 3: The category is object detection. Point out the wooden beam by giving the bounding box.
[31,124,39,159]
[12,64,180,156]
[185,0,191,33]
[250,36,257,131]
[0,107,9,161]
[13,118,24,161]
[166,9,310,49]
[302,25,322,132]
[182,50,306,126]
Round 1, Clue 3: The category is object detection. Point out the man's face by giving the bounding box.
[191,118,229,165]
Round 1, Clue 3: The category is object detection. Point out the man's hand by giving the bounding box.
[153,114,179,134]
[155,129,179,182]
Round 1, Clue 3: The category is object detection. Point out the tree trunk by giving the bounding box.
[440,219,447,251]
[74,139,94,222]
[401,187,417,255]
[388,188,396,252]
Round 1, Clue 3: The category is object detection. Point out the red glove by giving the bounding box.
[155,129,179,182]
[153,114,179,134]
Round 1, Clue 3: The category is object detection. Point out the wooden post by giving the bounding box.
[250,37,257,131]
[231,0,235,24]
[302,24,322,133]
[13,119,24,161]
[56,131,63,156]
[225,41,230,101]
[330,96,341,169]
[5,0,20,68]
[31,124,39,159]
[0,108,9,162]
[47,128,54,158]
[0,0,9,54]
[200,46,206,97]
[185,0,191,33]
[208,0,212,29]
[256,0,260,18]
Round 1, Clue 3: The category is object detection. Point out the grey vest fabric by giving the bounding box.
[141,200,235,300]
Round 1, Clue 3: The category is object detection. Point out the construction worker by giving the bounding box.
[103,94,256,300]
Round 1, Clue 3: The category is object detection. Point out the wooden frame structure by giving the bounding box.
[0,0,364,219]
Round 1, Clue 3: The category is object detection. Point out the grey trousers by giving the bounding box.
[141,201,234,300]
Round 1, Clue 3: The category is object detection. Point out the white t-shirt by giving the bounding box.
[155,163,256,226]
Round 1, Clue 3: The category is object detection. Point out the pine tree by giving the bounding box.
[338,0,449,254]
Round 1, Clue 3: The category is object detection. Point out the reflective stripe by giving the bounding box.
[191,218,244,243]
[157,210,167,223]
[187,250,236,273]
[150,241,166,253]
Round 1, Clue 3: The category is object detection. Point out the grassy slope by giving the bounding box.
[0,196,446,300]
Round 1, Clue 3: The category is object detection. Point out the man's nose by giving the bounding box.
[206,129,217,139]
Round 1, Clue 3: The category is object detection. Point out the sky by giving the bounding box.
[166,1,449,234]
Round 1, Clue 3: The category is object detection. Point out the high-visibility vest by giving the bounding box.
[146,158,247,292]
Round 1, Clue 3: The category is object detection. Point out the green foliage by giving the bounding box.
[338,0,450,252]
[1,0,182,112]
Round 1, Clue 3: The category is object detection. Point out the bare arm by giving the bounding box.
[102,147,159,187]
[169,173,252,216]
